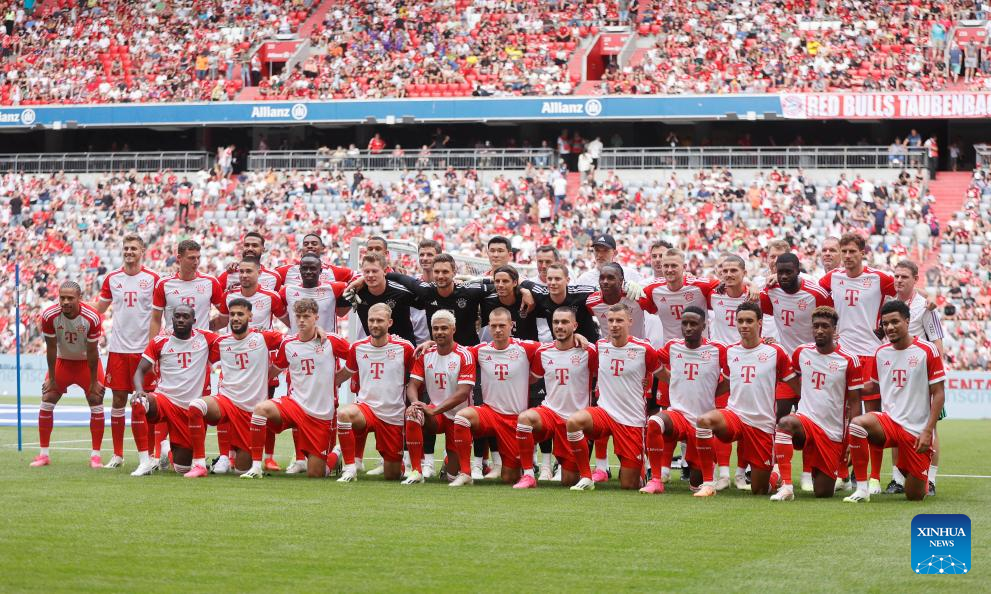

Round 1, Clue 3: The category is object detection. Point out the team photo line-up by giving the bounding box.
[33,229,946,501]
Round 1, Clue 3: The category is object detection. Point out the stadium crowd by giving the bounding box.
[1,0,985,104]
[1,159,987,369]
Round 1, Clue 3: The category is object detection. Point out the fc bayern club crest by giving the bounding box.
[571,354,582,365]
[798,299,808,311]
[758,352,770,362]
[197,285,206,294]
[386,299,397,310]
[248,338,259,349]
[139,279,150,289]
[388,349,398,360]
[908,356,920,368]
[448,361,457,371]
[829,361,839,371]
[627,350,636,359]
[508,350,520,360]
[457,298,468,309]
[315,344,325,354]
[701,350,712,361]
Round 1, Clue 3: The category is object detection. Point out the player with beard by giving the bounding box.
[529,263,600,343]
[214,257,286,331]
[349,253,419,345]
[586,263,656,340]
[277,232,355,287]
[219,232,283,292]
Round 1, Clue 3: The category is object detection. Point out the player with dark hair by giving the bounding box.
[150,239,223,337]
[349,253,419,345]
[214,256,286,331]
[586,263,657,340]
[844,300,945,502]
[278,232,355,287]
[219,232,283,292]
[485,236,514,275]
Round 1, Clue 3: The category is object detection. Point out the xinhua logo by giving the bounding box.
[911,514,971,574]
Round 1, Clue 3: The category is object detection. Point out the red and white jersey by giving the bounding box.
[819,267,895,356]
[99,267,160,353]
[760,280,833,353]
[708,291,750,344]
[218,266,283,292]
[470,339,541,416]
[273,333,350,420]
[586,292,657,339]
[277,261,355,288]
[142,329,220,407]
[152,273,223,332]
[724,342,796,433]
[872,339,945,437]
[40,303,103,361]
[595,337,660,427]
[280,282,347,334]
[792,344,863,441]
[646,276,718,340]
[409,344,476,420]
[346,336,415,425]
[218,287,287,330]
[659,339,728,425]
[216,330,284,411]
[890,292,945,343]
[530,343,598,420]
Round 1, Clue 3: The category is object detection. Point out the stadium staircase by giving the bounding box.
[566,171,582,202]
[922,171,971,285]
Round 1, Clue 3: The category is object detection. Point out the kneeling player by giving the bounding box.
[336,303,415,482]
[129,305,220,476]
[514,307,598,488]
[403,310,476,484]
[696,302,800,495]
[642,306,728,496]
[567,303,661,491]
[184,298,284,477]
[242,299,350,478]
[770,307,862,500]
[844,300,945,502]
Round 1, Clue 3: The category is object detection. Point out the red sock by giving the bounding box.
[661,435,676,471]
[452,417,473,475]
[406,419,424,473]
[217,419,231,458]
[774,430,794,485]
[188,404,207,461]
[355,428,368,462]
[292,427,305,461]
[338,421,355,465]
[838,435,850,479]
[695,428,715,483]
[264,428,276,458]
[130,399,149,454]
[326,450,339,471]
[89,405,104,453]
[110,407,125,457]
[594,436,608,461]
[869,444,883,480]
[569,430,592,479]
[38,402,55,449]
[849,424,870,483]
[516,424,536,471]
[645,417,666,479]
[802,452,812,474]
[153,422,168,457]
[249,414,266,462]
[714,438,731,467]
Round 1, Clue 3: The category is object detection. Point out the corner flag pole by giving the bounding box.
[15,263,22,451]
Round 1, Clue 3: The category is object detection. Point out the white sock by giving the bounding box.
[595,457,609,472]
[735,467,745,478]
[160,439,171,455]
[91,450,100,458]
[193,457,206,468]
[719,466,730,479]
[928,465,938,484]
[541,452,552,468]
[801,471,812,483]
[403,450,411,466]
[492,452,502,466]
[250,460,262,472]
[218,454,230,462]
[422,456,433,467]
[138,451,151,465]
[523,468,535,478]
[892,466,906,486]
[472,456,483,468]
[661,467,671,480]
[344,463,356,473]
[40,447,50,457]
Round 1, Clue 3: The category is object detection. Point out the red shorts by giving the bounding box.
[859,356,879,400]
[272,397,332,458]
[794,413,843,478]
[425,407,458,448]
[105,352,155,392]
[718,408,774,471]
[471,404,521,468]
[47,358,105,394]
[356,402,404,463]
[656,379,670,408]
[775,382,797,401]
[872,412,932,482]
[661,409,699,468]
[715,391,729,409]
[214,395,253,453]
[151,393,191,449]
[533,406,577,472]
[586,406,645,470]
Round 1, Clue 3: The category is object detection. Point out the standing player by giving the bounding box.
[280,254,349,334]
[31,282,105,468]
[567,303,661,491]
[242,298,351,479]
[642,307,728,496]
[586,263,657,340]
[844,300,945,502]
[696,302,801,494]
[96,234,159,468]
[575,233,642,286]
[128,305,220,476]
[150,239,223,336]
[529,263,600,343]
[708,255,753,345]
[214,257,286,330]
[184,299,284,477]
[448,308,541,486]
[481,265,540,341]
[819,233,896,495]
[770,307,862,500]
[820,236,841,275]
[402,310,477,484]
[513,308,598,488]
[278,232,355,287]
[885,260,946,495]
[335,303,415,482]
[409,239,442,349]
[349,253,419,345]
[218,232,283,291]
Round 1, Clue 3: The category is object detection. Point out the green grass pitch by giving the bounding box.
[1,419,988,593]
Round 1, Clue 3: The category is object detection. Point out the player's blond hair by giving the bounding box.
[431,309,456,327]
[361,252,387,269]
[293,298,319,315]
[122,233,145,248]
[369,302,393,318]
